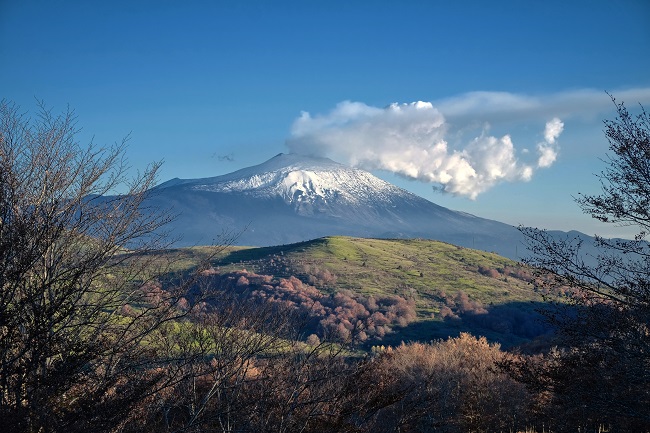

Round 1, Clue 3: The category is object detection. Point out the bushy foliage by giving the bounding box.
[117,329,543,433]
[198,269,418,343]
[357,334,533,433]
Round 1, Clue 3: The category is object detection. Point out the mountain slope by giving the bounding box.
[145,153,526,258]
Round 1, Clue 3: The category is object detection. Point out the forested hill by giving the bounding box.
[157,236,555,349]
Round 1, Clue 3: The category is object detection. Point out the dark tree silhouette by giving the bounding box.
[510,98,650,430]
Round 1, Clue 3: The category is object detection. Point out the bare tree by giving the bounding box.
[0,100,222,432]
[511,98,650,430]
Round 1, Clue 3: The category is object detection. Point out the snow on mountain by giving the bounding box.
[163,153,412,215]
[146,153,527,258]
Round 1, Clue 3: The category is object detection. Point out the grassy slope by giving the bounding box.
[152,237,548,348]
[213,237,536,301]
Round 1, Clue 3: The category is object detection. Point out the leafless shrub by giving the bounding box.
[0,101,229,432]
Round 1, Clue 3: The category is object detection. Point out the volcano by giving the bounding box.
[141,153,531,258]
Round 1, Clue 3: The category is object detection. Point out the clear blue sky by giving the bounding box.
[2,0,650,238]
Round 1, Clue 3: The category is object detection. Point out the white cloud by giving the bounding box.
[544,117,564,144]
[436,87,650,124]
[287,100,551,199]
[537,144,558,168]
[536,117,563,168]
[286,88,650,199]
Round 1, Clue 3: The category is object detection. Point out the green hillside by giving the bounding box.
[213,237,533,301]
[155,237,550,349]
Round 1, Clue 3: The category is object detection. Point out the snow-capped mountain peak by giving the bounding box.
[177,153,414,215]
[146,152,525,258]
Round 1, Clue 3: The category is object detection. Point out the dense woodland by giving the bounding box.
[1,98,649,433]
